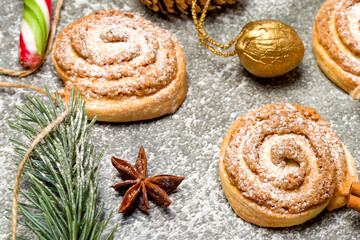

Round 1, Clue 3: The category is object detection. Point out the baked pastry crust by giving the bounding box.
[219,103,358,227]
[313,0,360,99]
[52,10,187,122]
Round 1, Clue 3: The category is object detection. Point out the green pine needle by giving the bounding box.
[8,87,117,239]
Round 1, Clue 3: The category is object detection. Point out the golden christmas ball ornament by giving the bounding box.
[141,0,235,15]
[191,0,305,78]
[235,20,305,78]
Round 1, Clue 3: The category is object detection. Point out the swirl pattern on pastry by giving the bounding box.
[52,10,187,122]
[313,0,360,99]
[219,103,358,227]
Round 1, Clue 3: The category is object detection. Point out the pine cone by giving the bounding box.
[141,0,235,15]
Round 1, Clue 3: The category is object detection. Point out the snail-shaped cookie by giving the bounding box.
[219,103,358,227]
[52,10,187,122]
[313,0,360,99]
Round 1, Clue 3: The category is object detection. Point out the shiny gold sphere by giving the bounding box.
[235,19,305,78]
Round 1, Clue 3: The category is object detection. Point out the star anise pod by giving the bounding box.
[111,146,185,214]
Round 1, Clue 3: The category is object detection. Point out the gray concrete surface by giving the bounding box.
[1,0,360,239]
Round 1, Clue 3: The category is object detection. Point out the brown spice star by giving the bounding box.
[111,146,185,214]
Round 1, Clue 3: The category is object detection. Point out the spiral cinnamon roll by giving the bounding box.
[219,103,358,227]
[313,0,360,99]
[52,10,187,122]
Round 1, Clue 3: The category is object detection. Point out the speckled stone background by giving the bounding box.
[1,0,360,239]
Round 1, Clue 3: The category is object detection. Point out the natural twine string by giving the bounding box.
[191,0,241,57]
[0,1,66,239]
[0,0,64,77]
[0,82,47,96]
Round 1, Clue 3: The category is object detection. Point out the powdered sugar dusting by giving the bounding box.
[315,0,360,79]
[53,10,179,99]
[223,103,353,214]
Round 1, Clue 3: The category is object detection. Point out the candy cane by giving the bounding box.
[19,0,52,68]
